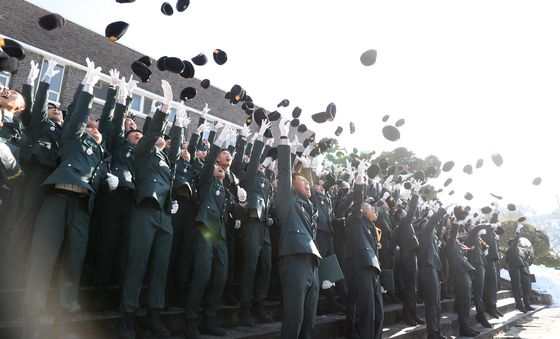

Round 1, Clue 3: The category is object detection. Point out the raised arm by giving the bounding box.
[29,81,50,137]
[423,207,446,235]
[277,119,292,206]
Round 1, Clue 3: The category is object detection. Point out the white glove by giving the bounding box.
[26,60,40,85]
[298,155,311,168]
[357,160,368,177]
[311,155,324,173]
[109,68,120,87]
[127,75,138,96]
[240,125,250,138]
[478,229,487,236]
[279,117,290,137]
[82,58,102,92]
[201,103,211,117]
[161,79,173,110]
[516,223,523,233]
[116,76,128,104]
[322,280,336,290]
[267,217,274,226]
[249,133,258,144]
[381,192,391,202]
[290,135,301,153]
[42,59,60,84]
[214,121,225,132]
[412,180,422,194]
[174,103,188,127]
[258,119,272,137]
[214,126,230,146]
[427,210,434,218]
[237,187,247,203]
[149,100,160,118]
[107,173,119,191]
[234,220,242,229]
[400,189,411,202]
[383,175,393,190]
[484,249,489,256]
[170,200,179,214]
[265,138,274,146]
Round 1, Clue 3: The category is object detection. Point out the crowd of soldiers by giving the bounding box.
[0,56,535,339]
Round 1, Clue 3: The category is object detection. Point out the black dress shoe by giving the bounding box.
[495,309,504,317]
[144,309,171,337]
[476,312,492,328]
[525,305,535,311]
[411,314,425,325]
[402,313,418,326]
[516,304,528,313]
[184,319,200,339]
[459,326,479,337]
[486,309,500,319]
[200,319,227,336]
[239,305,255,326]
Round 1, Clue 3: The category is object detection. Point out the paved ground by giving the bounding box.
[495,306,560,339]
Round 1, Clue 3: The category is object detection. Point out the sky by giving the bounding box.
[26,0,560,215]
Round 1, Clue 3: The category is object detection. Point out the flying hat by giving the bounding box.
[157,56,167,71]
[454,206,468,220]
[138,56,152,66]
[213,49,227,65]
[241,101,254,114]
[180,60,195,79]
[463,164,473,175]
[200,79,210,89]
[481,206,492,214]
[448,190,455,195]
[382,114,389,122]
[117,0,136,3]
[360,49,377,66]
[490,193,503,200]
[476,159,484,168]
[311,111,327,123]
[464,192,473,200]
[335,126,343,136]
[180,87,196,101]
[507,203,516,211]
[442,161,454,172]
[444,178,452,187]
[532,177,542,185]
[277,99,290,108]
[292,106,302,118]
[297,124,307,133]
[253,108,266,126]
[38,13,66,30]
[268,111,281,121]
[290,118,300,127]
[161,2,174,15]
[518,216,526,223]
[164,57,184,73]
[176,0,190,12]
[326,102,336,121]
[395,118,405,127]
[131,60,151,82]
[0,39,25,60]
[491,153,504,167]
[350,122,355,134]
[0,54,19,73]
[367,164,380,178]
[191,53,207,66]
[105,21,129,42]
[382,125,400,141]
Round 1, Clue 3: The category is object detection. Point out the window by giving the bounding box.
[0,71,10,87]
[39,60,65,103]
[130,93,142,112]
[168,107,176,123]
[93,81,109,100]
[143,98,153,115]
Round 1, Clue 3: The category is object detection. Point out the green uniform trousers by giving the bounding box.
[169,196,198,286]
[23,190,90,315]
[419,266,441,336]
[452,269,472,326]
[279,254,319,339]
[239,219,272,305]
[353,265,383,339]
[509,268,531,308]
[94,187,133,287]
[483,260,498,311]
[185,227,228,320]
[399,250,418,315]
[470,264,485,313]
[120,200,173,313]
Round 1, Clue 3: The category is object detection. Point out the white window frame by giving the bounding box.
[0,71,10,87]
[39,59,65,105]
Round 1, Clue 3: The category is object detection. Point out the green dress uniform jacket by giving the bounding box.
[243,139,273,221]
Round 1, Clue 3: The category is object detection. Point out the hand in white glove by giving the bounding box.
[267,217,274,226]
[107,173,119,191]
[412,180,422,194]
[258,119,272,137]
[237,187,247,203]
[290,135,301,153]
[483,249,489,256]
[478,229,487,236]
[240,125,251,138]
[321,280,336,290]
[381,191,391,202]
[109,68,120,87]
[427,210,434,218]
[82,58,102,92]
[170,200,179,214]
[516,223,523,233]
[234,220,242,229]
[161,79,173,110]
[214,121,225,132]
[42,59,60,84]
[201,103,211,117]
[215,126,230,146]
[383,175,393,190]
[279,117,290,137]
[116,76,128,103]
[127,75,138,95]
[174,102,187,127]
[298,155,312,168]
[357,160,368,177]
[26,60,40,85]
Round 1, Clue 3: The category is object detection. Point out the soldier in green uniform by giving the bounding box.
[276,118,321,339]
[119,80,178,339]
[21,59,110,339]
[93,77,139,309]
[445,207,479,337]
[506,222,534,313]
[238,122,275,326]
[417,205,448,339]
[482,213,503,318]
[347,166,384,339]
[184,125,247,339]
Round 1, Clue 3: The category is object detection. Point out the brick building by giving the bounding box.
[0,0,254,139]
